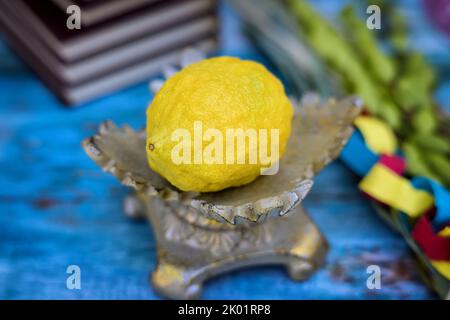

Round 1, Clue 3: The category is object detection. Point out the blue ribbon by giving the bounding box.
[412,177,450,227]
[340,131,378,177]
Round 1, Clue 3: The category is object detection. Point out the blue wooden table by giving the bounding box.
[1,0,449,299]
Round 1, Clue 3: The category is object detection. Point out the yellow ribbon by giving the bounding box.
[354,116,397,155]
[359,164,434,218]
[438,226,450,237]
[431,227,450,280]
[431,261,450,280]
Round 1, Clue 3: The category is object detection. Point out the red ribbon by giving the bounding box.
[412,214,450,261]
[379,154,405,175]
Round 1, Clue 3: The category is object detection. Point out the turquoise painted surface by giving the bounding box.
[0,0,449,299]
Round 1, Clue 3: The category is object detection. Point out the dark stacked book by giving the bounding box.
[0,0,218,105]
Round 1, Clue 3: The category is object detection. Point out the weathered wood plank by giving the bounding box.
[1,0,447,299]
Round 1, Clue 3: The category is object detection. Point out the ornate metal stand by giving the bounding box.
[83,92,361,299]
[124,193,326,299]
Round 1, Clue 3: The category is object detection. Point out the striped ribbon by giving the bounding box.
[340,115,450,280]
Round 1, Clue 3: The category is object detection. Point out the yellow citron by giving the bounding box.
[146,57,293,192]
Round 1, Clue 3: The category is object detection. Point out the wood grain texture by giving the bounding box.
[0,0,449,299]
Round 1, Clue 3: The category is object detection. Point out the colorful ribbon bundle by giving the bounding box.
[340,115,450,298]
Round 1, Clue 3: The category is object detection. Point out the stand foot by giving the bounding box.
[137,195,327,299]
[152,263,202,300]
